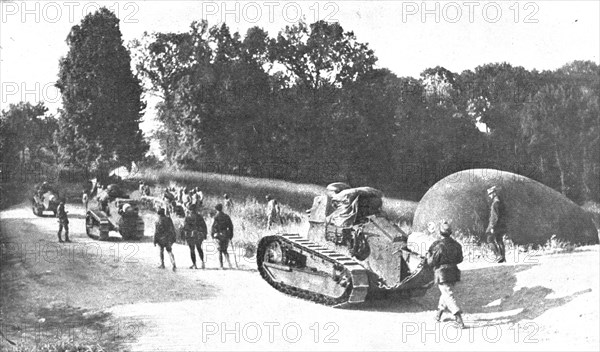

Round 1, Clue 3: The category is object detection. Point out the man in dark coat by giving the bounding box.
[427,221,465,328]
[154,208,177,271]
[211,204,234,269]
[486,186,506,263]
[183,205,207,269]
[56,198,70,243]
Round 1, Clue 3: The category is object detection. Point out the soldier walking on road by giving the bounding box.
[427,221,465,329]
[486,186,506,263]
[56,198,70,243]
[183,205,207,269]
[154,208,177,271]
[210,204,234,269]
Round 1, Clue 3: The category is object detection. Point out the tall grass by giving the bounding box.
[135,168,418,219]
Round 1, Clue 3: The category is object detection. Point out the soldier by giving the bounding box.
[223,193,233,212]
[427,221,465,328]
[265,195,282,230]
[192,187,204,208]
[154,208,177,271]
[183,205,207,269]
[210,204,234,269]
[56,198,70,243]
[486,186,506,263]
[82,189,89,210]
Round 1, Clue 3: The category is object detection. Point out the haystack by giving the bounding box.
[412,169,598,246]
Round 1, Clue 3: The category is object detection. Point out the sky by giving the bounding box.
[1,0,599,135]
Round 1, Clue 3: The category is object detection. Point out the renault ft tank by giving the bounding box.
[85,184,144,241]
[31,183,60,216]
[257,184,434,306]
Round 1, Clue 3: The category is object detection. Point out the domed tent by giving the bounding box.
[413,169,598,246]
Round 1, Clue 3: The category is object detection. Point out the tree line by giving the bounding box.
[1,9,598,205]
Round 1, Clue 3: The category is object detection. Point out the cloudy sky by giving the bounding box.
[1,0,598,133]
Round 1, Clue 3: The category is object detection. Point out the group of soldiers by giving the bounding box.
[153,191,235,272]
[424,185,507,329]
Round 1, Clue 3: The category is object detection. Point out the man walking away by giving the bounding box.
[57,198,70,243]
[486,186,506,263]
[183,205,207,269]
[211,204,234,269]
[427,221,465,329]
[154,208,177,271]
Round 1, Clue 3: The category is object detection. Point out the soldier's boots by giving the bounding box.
[158,263,166,269]
[189,264,198,269]
[454,313,466,329]
[201,262,205,269]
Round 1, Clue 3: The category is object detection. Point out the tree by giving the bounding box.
[56,8,148,172]
[0,102,57,181]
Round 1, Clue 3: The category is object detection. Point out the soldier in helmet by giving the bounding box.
[56,198,70,243]
[183,204,207,269]
[154,208,177,271]
[486,186,506,263]
[427,221,465,328]
[211,204,234,269]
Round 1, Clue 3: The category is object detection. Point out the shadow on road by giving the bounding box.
[343,263,590,325]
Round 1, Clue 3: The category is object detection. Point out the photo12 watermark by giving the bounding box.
[199,1,340,24]
[400,1,540,24]
[201,321,340,344]
[1,1,140,24]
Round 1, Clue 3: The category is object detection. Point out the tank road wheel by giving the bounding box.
[263,239,286,266]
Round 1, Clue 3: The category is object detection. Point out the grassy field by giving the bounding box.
[132,168,419,257]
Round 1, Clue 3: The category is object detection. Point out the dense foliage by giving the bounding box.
[133,19,599,203]
[56,8,148,172]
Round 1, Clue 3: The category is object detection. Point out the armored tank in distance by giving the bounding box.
[31,182,60,216]
[85,184,144,241]
[257,183,434,306]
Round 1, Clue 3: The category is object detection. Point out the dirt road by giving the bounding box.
[1,202,598,351]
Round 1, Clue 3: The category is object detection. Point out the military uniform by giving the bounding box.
[183,211,207,269]
[427,225,464,327]
[486,190,507,263]
[211,209,234,269]
[154,212,177,270]
[56,202,70,243]
[266,198,282,229]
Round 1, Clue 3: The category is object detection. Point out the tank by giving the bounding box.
[85,185,144,241]
[31,183,60,216]
[256,186,434,306]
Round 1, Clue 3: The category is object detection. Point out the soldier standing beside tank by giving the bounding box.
[56,198,70,243]
[154,208,177,271]
[265,195,282,230]
[183,205,207,269]
[427,221,465,329]
[486,186,506,263]
[211,204,234,269]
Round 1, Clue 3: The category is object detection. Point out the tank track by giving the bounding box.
[257,234,370,306]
